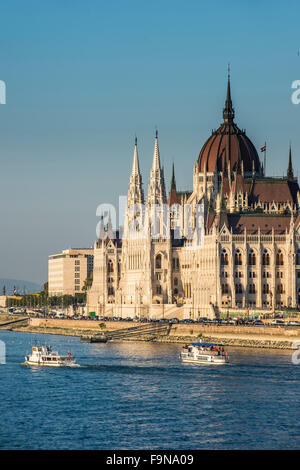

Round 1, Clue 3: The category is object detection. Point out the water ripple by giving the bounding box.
[0,331,300,449]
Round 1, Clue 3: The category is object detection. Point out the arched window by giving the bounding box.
[262,250,270,266]
[249,284,256,294]
[276,250,284,266]
[174,288,178,295]
[108,286,114,296]
[235,284,242,294]
[172,258,179,270]
[248,249,256,266]
[263,284,270,294]
[155,254,162,269]
[107,260,114,273]
[221,250,229,266]
[174,277,178,286]
[235,249,242,266]
[222,283,229,294]
[277,283,284,294]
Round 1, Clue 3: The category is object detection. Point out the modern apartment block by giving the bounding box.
[48,248,94,296]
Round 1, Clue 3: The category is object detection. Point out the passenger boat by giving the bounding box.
[22,344,78,367]
[180,342,229,365]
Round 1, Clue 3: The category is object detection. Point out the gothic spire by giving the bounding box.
[287,143,294,181]
[170,162,176,190]
[223,65,235,124]
[152,129,161,171]
[147,130,167,205]
[168,162,178,206]
[127,136,144,206]
[236,145,242,175]
[131,136,140,176]
[223,149,228,178]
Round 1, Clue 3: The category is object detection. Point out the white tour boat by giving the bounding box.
[23,344,78,367]
[180,342,229,365]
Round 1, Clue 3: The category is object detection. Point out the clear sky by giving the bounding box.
[0,0,299,284]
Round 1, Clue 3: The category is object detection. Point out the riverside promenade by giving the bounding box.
[5,316,300,350]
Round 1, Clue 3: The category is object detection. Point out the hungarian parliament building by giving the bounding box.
[87,77,300,318]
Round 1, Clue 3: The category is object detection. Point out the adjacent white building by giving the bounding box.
[48,248,93,296]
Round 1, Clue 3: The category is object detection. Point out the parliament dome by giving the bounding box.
[197,77,262,175]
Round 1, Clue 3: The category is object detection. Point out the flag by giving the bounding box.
[260,145,266,152]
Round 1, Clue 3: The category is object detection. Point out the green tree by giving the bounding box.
[82,272,93,292]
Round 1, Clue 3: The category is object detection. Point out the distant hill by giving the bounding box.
[0,279,42,295]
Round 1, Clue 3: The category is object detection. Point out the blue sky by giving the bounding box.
[0,0,299,284]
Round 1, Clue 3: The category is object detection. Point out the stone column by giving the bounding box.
[257,232,262,308]
[271,229,276,311]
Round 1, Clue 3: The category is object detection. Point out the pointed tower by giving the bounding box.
[147,130,167,205]
[97,215,105,242]
[127,137,144,207]
[168,162,178,206]
[105,210,114,239]
[223,66,235,124]
[287,143,294,181]
[221,150,230,199]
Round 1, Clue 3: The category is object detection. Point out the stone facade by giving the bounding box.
[87,77,300,319]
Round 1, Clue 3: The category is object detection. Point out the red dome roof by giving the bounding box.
[197,78,262,175]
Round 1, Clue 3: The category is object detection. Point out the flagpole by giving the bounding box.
[264,141,266,176]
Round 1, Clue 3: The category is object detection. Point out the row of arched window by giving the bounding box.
[221,249,284,266]
[221,283,285,295]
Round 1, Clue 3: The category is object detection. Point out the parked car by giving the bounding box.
[271,319,285,325]
[140,317,148,323]
[285,320,300,326]
[253,320,264,326]
[159,318,168,323]
[169,318,179,324]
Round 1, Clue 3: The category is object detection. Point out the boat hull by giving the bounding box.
[181,356,229,365]
[23,360,77,367]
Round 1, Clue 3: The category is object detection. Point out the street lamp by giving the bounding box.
[270,291,273,316]
[192,292,195,321]
[120,288,122,319]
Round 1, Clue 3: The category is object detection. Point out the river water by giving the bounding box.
[0,330,300,450]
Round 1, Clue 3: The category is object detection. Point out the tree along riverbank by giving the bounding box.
[2,317,300,350]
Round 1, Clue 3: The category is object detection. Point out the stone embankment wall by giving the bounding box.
[19,318,300,349]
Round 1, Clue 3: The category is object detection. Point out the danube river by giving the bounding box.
[0,330,300,449]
